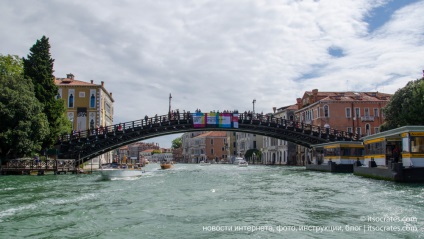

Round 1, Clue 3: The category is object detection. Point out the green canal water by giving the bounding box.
[1,164,424,239]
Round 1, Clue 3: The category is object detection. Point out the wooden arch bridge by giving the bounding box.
[56,112,360,165]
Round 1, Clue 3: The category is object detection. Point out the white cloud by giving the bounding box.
[1,0,423,147]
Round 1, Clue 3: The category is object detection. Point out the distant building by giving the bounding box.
[183,131,228,163]
[128,142,160,161]
[172,147,183,163]
[181,131,206,163]
[55,73,114,166]
[235,132,263,162]
[262,105,297,165]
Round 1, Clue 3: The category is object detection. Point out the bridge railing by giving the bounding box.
[238,113,359,141]
[58,111,360,142]
[58,112,193,142]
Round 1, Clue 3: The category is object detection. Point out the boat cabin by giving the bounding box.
[361,126,424,168]
[312,141,364,165]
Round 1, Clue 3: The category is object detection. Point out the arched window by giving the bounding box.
[90,94,95,108]
[68,94,74,108]
[324,105,329,117]
[366,124,370,135]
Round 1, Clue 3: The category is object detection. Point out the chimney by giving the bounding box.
[273,107,276,113]
[296,98,302,108]
[91,80,93,84]
[110,92,113,97]
[312,89,318,102]
[101,81,104,87]
[66,73,74,79]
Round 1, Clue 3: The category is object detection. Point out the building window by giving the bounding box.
[365,124,370,135]
[356,127,361,135]
[210,139,213,145]
[364,108,370,116]
[355,108,360,118]
[345,108,351,118]
[211,148,214,154]
[90,94,95,108]
[324,105,329,117]
[68,94,74,108]
[374,127,379,134]
[374,108,379,117]
[347,127,352,133]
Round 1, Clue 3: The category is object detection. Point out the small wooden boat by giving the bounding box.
[160,160,173,169]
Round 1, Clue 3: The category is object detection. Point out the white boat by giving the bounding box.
[238,160,248,167]
[200,160,211,166]
[99,163,144,179]
[233,157,244,165]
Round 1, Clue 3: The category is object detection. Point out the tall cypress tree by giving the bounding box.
[23,36,69,150]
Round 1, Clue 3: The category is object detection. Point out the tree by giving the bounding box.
[152,149,162,155]
[381,78,424,131]
[23,36,70,149]
[0,55,49,160]
[171,136,182,149]
[244,149,261,160]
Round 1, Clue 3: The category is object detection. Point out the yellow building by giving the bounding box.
[55,73,115,165]
[55,73,114,131]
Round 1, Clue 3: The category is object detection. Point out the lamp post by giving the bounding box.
[252,99,256,114]
[168,93,172,116]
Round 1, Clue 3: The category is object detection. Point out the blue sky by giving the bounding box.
[1,0,424,147]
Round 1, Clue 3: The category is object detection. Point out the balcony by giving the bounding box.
[361,116,375,122]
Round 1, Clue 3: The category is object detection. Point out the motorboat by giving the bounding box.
[233,157,244,165]
[200,160,211,166]
[238,160,248,167]
[99,163,144,180]
[160,160,173,170]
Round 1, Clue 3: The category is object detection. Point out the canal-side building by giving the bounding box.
[181,131,206,163]
[295,89,392,135]
[182,131,228,163]
[294,89,392,165]
[227,131,238,162]
[55,73,115,166]
[262,105,297,165]
[235,132,263,162]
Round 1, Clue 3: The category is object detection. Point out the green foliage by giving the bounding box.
[0,71,49,160]
[0,55,24,78]
[23,36,70,149]
[152,149,162,155]
[244,149,261,159]
[381,78,424,131]
[171,136,182,149]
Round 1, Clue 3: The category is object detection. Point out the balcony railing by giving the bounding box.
[361,116,375,122]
